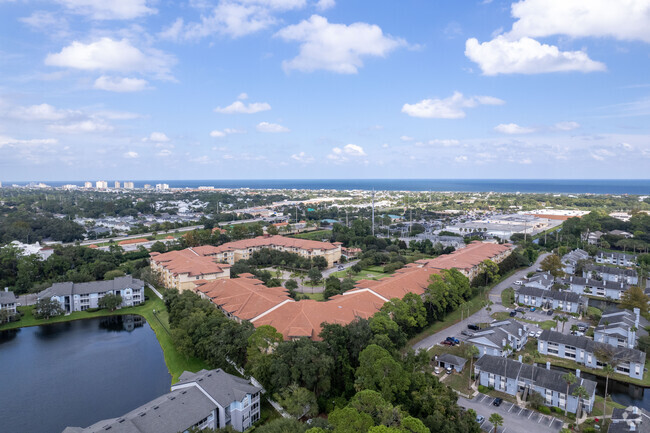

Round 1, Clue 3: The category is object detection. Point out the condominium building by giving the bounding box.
[563,276,630,301]
[150,248,231,292]
[608,406,650,433]
[562,249,590,274]
[515,286,586,313]
[38,276,145,313]
[583,264,639,285]
[84,181,92,188]
[474,355,596,414]
[114,181,121,189]
[466,320,528,357]
[124,181,135,189]
[95,181,108,189]
[596,251,637,267]
[63,369,262,433]
[156,183,170,190]
[594,308,640,349]
[0,289,18,315]
[538,330,646,380]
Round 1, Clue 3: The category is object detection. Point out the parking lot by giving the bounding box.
[459,393,564,433]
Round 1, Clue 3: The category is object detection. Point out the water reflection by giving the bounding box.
[99,315,145,332]
[0,328,19,344]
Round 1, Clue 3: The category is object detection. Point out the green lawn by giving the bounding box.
[330,266,392,281]
[443,367,473,393]
[491,312,556,330]
[291,230,332,240]
[0,287,208,383]
[301,292,325,301]
[592,395,626,417]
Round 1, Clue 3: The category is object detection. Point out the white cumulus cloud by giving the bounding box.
[465,36,605,75]
[56,0,156,20]
[123,151,139,159]
[210,130,226,138]
[145,132,170,142]
[9,103,76,121]
[402,91,504,119]
[94,76,148,92]
[291,151,314,163]
[256,122,290,133]
[315,0,335,11]
[214,100,271,114]
[400,135,414,141]
[554,121,581,131]
[327,143,366,162]
[494,123,536,134]
[275,15,405,73]
[49,120,113,134]
[45,38,175,79]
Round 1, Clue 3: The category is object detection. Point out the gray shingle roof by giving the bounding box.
[475,355,597,396]
[608,407,650,433]
[598,251,637,260]
[563,276,629,291]
[584,264,637,278]
[0,290,17,303]
[438,353,467,368]
[562,249,590,264]
[40,276,144,298]
[516,287,584,304]
[539,330,646,364]
[175,369,261,407]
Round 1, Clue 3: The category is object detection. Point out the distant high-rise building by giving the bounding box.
[123,181,134,189]
[96,181,108,189]
[84,181,92,188]
[156,183,170,190]
[143,184,153,189]
[0,181,2,188]
[114,181,121,189]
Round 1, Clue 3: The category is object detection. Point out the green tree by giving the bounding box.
[528,391,544,410]
[98,293,123,311]
[329,406,374,433]
[33,298,64,319]
[355,344,410,403]
[255,418,308,433]
[276,384,318,418]
[312,256,328,271]
[540,254,564,280]
[619,286,650,315]
[104,269,125,280]
[561,372,577,416]
[488,413,503,433]
[466,345,480,390]
[381,293,427,335]
[308,268,322,285]
[267,224,279,235]
[479,259,499,286]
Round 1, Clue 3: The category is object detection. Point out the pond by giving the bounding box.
[0,315,172,433]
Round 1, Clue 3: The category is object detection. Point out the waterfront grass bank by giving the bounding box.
[0,287,207,383]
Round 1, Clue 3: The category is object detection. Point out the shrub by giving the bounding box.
[478,385,488,393]
[539,406,551,415]
[551,406,562,414]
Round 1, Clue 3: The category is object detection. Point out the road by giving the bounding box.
[459,394,563,433]
[412,253,551,352]
[322,260,360,278]
[72,225,204,246]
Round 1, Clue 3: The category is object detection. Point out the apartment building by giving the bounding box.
[38,276,145,313]
[0,289,17,315]
[583,264,639,285]
[538,330,646,380]
[95,180,108,189]
[608,406,650,433]
[563,276,630,301]
[474,355,596,414]
[515,286,585,313]
[562,249,590,274]
[149,248,231,292]
[597,251,637,267]
[594,308,640,349]
[63,369,262,433]
[412,241,513,280]
[467,320,528,357]
[124,181,134,189]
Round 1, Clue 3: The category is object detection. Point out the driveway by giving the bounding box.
[413,253,550,352]
[322,260,359,278]
[459,394,563,433]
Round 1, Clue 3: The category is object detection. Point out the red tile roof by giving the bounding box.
[210,235,339,253]
[150,248,230,277]
[417,241,512,272]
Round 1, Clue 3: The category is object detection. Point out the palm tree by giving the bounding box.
[570,324,579,335]
[466,345,480,390]
[601,364,615,423]
[558,316,569,333]
[561,372,577,416]
[572,385,589,418]
[489,413,504,433]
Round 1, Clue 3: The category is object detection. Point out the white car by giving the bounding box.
[514,280,523,285]
[528,331,536,338]
[434,366,442,374]
[535,330,543,338]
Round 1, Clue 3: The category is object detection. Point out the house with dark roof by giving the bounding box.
[436,353,467,373]
[562,249,590,275]
[467,320,528,358]
[563,276,630,301]
[62,369,262,433]
[583,264,639,285]
[595,308,640,349]
[38,276,144,313]
[474,355,596,414]
[538,329,646,380]
[515,286,585,313]
[608,406,650,433]
[0,289,18,315]
[597,251,637,267]
[525,273,554,290]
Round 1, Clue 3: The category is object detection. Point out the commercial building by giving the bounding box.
[538,330,646,380]
[467,320,528,357]
[594,308,640,349]
[474,355,596,414]
[38,276,145,313]
[515,286,586,313]
[63,368,262,433]
[149,248,231,292]
[412,241,512,281]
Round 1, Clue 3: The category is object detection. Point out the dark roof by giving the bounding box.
[584,264,637,278]
[608,407,650,433]
[598,251,637,260]
[0,290,17,303]
[517,286,547,298]
[438,353,467,367]
[516,287,583,303]
[40,276,144,298]
[563,276,629,291]
[539,330,646,364]
[174,369,261,407]
[475,355,597,396]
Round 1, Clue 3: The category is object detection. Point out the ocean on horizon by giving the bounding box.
[9,179,650,195]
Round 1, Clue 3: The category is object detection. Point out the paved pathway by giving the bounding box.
[459,393,563,433]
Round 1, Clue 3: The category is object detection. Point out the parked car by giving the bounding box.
[493,398,503,407]
[528,331,536,338]
[461,330,474,337]
[530,307,536,312]
[571,330,585,336]
[446,336,460,345]
[547,310,553,316]
[514,280,523,285]
[441,340,453,346]
[476,415,485,424]
[445,366,453,374]
[509,310,517,317]
[434,366,442,374]
[516,307,526,313]
[535,330,543,338]
[468,324,481,331]
[577,323,588,332]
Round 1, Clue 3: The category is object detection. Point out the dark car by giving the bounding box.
[509,310,517,317]
[468,324,481,331]
[547,310,554,316]
[441,340,453,346]
[493,398,503,407]
[446,336,460,344]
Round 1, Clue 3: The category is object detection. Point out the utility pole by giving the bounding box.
[371,189,375,236]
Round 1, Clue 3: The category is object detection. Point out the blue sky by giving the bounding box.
[1,0,650,181]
